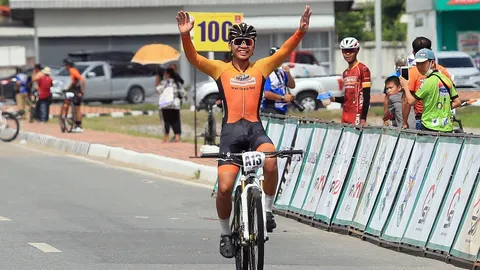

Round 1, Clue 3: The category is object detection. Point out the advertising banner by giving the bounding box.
[381,135,437,243]
[256,118,284,178]
[402,137,463,247]
[299,125,343,217]
[274,123,314,210]
[313,127,361,224]
[352,129,400,231]
[289,123,329,212]
[450,170,480,262]
[427,137,480,253]
[332,128,382,226]
[365,132,416,236]
[274,118,298,198]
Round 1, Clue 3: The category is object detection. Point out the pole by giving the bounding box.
[193,67,198,157]
[33,16,40,63]
[375,0,382,90]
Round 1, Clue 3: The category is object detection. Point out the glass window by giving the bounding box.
[438,57,475,68]
[301,31,329,49]
[90,65,105,77]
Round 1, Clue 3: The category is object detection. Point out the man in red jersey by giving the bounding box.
[330,37,372,126]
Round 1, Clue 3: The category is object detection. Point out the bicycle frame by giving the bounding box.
[239,168,268,243]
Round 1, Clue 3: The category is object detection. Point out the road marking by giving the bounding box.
[28,243,62,253]
[135,216,149,219]
[0,216,11,221]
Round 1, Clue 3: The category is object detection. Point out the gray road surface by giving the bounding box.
[0,142,467,270]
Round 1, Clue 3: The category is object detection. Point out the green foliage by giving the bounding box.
[0,0,9,6]
[335,0,406,42]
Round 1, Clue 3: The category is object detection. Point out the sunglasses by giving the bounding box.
[342,49,356,54]
[231,38,255,47]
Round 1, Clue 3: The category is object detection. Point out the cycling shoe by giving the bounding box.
[219,234,235,258]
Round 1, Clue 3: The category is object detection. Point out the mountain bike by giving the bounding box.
[201,149,304,270]
[0,102,20,142]
[58,90,77,133]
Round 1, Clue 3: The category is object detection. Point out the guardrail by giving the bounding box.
[211,113,480,268]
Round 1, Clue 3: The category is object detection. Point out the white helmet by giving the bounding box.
[340,37,360,49]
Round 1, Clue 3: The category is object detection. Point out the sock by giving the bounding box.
[265,195,275,213]
[219,218,231,236]
[75,121,80,127]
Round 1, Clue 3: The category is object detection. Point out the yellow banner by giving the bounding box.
[186,12,244,52]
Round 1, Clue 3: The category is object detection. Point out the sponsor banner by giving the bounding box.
[299,125,343,216]
[274,118,299,198]
[381,135,437,243]
[352,129,400,231]
[332,128,382,226]
[256,118,283,179]
[427,137,480,253]
[450,171,480,262]
[402,137,464,247]
[274,123,314,210]
[365,132,416,236]
[289,123,329,212]
[313,127,361,224]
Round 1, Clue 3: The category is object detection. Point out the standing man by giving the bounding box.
[36,67,53,122]
[402,36,451,129]
[401,49,461,133]
[330,37,371,126]
[261,46,296,115]
[62,59,86,133]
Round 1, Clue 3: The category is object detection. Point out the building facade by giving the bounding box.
[9,0,352,85]
[407,0,480,56]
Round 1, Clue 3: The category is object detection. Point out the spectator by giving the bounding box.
[157,67,186,142]
[35,67,53,122]
[383,76,415,128]
[261,47,296,115]
[402,36,452,130]
[382,54,415,128]
[14,67,29,118]
[168,63,185,85]
[401,49,461,133]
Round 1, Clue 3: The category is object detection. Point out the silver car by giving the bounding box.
[50,61,157,104]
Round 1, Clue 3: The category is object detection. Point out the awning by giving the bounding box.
[243,15,335,32]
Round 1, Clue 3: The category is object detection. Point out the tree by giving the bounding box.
[335,0,406,42]
[0,0,9,6]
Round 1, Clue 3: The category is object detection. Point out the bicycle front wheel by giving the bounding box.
[248,188,265,270]
[232,185,248,270]
[0,112,20,142]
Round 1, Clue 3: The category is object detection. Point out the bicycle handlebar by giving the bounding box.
[200,149,304,159]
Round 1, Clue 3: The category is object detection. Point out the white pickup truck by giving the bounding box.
[193,74,342,112]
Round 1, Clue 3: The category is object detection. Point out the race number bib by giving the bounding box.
[242,151,266,172]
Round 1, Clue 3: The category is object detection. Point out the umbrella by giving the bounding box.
[131,44,180,65]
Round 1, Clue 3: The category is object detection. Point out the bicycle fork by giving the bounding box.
[240,174,268,244]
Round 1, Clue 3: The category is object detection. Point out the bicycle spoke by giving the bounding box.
[0,112,20,142]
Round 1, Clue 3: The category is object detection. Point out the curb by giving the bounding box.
[17,131,217,184]
[47,110,157,120]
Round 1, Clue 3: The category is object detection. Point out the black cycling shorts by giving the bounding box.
[72,93,83,106]
[218,119,274,167]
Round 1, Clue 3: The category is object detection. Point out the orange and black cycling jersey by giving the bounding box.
[181,30,304,124]
[68,67,84,90]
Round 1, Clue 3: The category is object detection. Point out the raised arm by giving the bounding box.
[256,6,312,77]
[177,10,224,80]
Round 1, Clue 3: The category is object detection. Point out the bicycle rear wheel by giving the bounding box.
[248,188,265,270]
[0,112,20,142]
[232,185,248,270]
[60,103,74,133]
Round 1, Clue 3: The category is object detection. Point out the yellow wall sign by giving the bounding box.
[187,12,244,52]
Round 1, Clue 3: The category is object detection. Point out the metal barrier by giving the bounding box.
[211,112,480,268]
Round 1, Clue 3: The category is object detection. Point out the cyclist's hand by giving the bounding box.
[176,10,194,35]
[299,5,312,33]
[284,93,294,102]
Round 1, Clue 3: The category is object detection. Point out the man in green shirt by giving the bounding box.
[401,48,461,132]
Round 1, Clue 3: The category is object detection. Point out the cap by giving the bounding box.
[414,48,435,63]
[41,67,51,75]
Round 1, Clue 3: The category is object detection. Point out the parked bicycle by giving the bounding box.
[27,90,39,123]
[201,149,303,270]
[0,102,20,142]
[58,90,77,133]
[452,99,477,134]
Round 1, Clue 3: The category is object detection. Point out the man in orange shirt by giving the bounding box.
[402,37,451,129]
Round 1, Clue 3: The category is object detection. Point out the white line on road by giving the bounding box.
[135,216,149,219]
[28,243,62,253]
[0,216,11,221]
